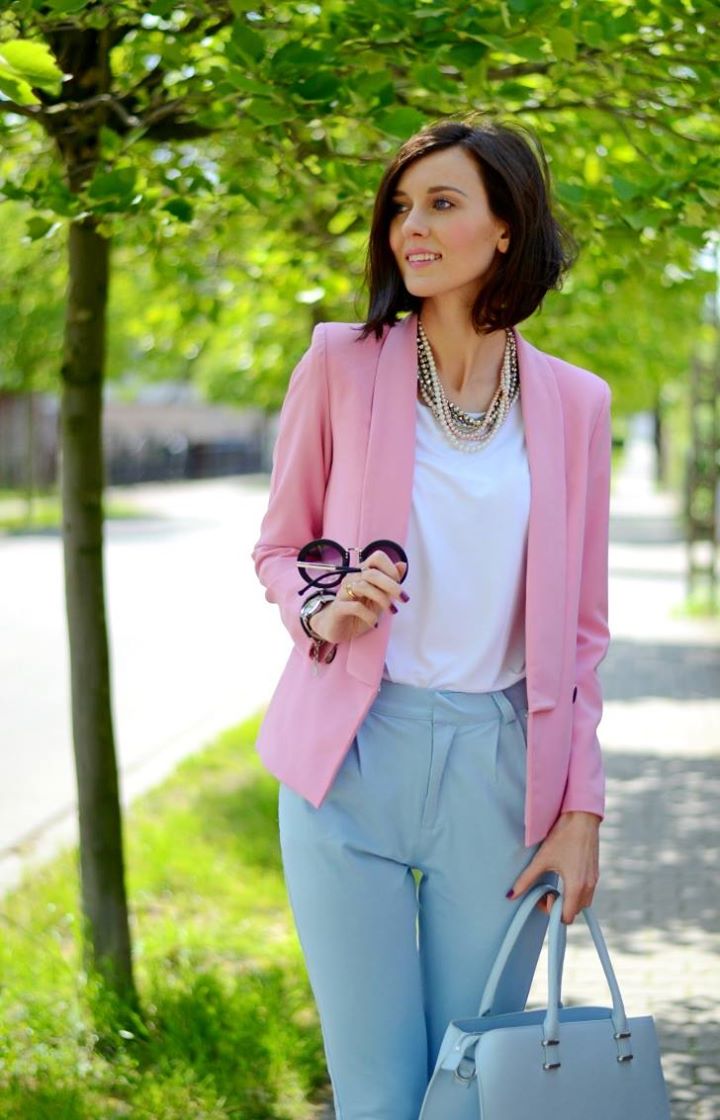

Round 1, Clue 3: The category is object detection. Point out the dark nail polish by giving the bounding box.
[505,889,514,899]
[390,603,398,614]
[400,591,410,603]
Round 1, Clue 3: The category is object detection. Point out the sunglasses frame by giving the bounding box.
[296,537,409,594]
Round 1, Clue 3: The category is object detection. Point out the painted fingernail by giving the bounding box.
[390,603,398,614]
[400,591,410,602]
[505,889,514,899]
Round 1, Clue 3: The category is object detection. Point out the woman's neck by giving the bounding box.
[417,302,508,412]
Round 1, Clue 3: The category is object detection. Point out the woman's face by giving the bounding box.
[388,146,510,305]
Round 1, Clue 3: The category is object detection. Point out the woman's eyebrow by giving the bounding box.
[391,184,468,197]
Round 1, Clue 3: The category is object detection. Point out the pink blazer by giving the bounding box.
[251,310,612,846]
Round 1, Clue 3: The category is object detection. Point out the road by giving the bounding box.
[0,475,292,892]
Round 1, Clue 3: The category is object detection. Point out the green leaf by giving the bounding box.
[622,209,657,231]
[0,69,38,105]
[504,36,546,62]
[88,167,138,204]
[698,187,720,209]
[163,198,194,222]
[447,41,489,68]
[376,107,426,138]
[44,0,91,11]
[245,99,292,125]
[555,182,587,205]
[675,226,708,247]
[0,40,62,94]
[413,63,458,94]
[584,152,603,186]
[270,42,321,75]
[547,27,577,63]
[25,215,54,240]
[294,72,340,103]
[230,22,265,63]
[100,126,123,155]
[611,176,642,202]
[327,210,358,235]
[0,40,64,95]
[225,70,274,95]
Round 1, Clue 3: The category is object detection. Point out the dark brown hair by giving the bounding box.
[357,115,577,341]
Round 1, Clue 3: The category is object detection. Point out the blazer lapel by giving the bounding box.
[346,313,418,686]
[515,331,566,712]
[346,311,565,713]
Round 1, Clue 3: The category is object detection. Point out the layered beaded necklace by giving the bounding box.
[416,317,520,453]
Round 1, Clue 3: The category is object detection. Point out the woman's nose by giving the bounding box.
[402,207,429,236]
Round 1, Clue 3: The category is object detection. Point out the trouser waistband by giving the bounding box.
[373,676,527,726]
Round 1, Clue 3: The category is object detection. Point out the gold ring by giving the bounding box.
[344,582,359,601]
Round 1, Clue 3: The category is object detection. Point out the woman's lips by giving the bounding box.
[406,254,442,269]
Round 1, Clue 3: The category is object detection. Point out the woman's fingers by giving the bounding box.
[335,592,378,629]
[354,550,406,608]
[330,549,408,638]
[362,549,406,584]
[342,574,393,612]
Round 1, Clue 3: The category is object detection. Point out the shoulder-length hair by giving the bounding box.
[357,116,577,341]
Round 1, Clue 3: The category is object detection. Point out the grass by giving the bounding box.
[0,715,328,1119]
[671,589,719,619]
[0,492,152,533]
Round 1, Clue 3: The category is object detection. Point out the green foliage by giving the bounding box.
[0,715,328,1119]
[0,0,718,407]
[0,39,63,103]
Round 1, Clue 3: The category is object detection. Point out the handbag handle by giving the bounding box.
[477,880,566,1016]
[542,894,632,1065]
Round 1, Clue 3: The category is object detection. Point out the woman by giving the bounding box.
[252,117,612,1120]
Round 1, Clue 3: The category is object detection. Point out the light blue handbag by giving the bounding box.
[419,882,672,1120]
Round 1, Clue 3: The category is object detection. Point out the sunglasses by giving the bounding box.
[296,538,409,594]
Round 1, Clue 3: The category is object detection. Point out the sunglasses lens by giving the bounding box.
[363,540,408,580]
[298,540,345,585]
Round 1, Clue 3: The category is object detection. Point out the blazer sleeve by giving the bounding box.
[251,322,336,661]
[559,384,612,819]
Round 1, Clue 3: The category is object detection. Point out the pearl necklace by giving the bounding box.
[416,318,520,452]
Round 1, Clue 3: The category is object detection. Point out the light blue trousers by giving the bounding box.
[278,675,557,1120]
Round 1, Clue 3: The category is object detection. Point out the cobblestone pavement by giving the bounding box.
[312,418,720,1120]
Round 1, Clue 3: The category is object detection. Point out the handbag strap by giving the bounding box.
[543,894,631,1054]
[477,880,566,1016]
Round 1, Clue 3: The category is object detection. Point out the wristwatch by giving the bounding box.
[299,592,336,640]
[300,592,337,667]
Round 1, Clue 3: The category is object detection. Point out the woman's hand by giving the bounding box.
[308,551,408,645]
[507,810,601,924]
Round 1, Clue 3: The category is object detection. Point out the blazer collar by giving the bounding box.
[347,310,565,712]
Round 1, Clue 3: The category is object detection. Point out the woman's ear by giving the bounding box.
[497,228,510,254]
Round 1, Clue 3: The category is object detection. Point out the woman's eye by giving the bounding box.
[390,198,454,214]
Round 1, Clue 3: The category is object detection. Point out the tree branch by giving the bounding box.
[43,92,141,128]
[0,98,46,121]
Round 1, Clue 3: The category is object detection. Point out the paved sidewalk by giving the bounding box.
[312,415,720,1120]
[544,417,720,1120]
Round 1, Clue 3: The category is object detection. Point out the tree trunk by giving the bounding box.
[24,390,34,524]
[60,216,135,998]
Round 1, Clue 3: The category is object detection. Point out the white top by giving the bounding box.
[383,393,530,692]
